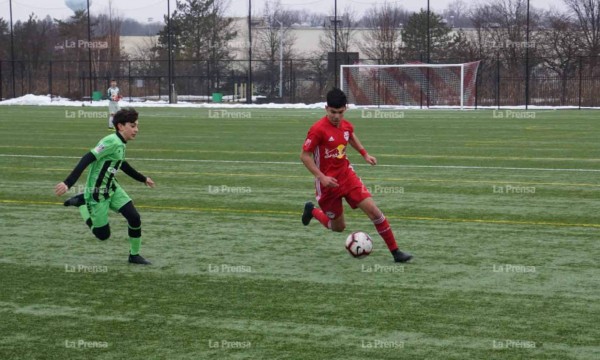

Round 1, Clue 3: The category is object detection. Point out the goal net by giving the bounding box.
[340,61,481,109]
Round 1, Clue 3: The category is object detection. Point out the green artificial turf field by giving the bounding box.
[0,106,599,359]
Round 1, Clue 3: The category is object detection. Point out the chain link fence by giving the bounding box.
[1,56,599,107]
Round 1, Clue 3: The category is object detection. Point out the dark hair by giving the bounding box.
[112,107,138,129]
[326,88,347,108]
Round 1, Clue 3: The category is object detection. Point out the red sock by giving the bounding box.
[372,214,398,251]
[312,208,331,229]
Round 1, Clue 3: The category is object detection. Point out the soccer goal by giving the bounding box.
[340,61,481,109]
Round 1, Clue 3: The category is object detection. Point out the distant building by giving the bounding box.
[121,17,393,60]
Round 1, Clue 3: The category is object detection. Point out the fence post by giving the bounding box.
[48,61,52,101]
[525,56,529,109]
[475,61,479,109]
[206,61,210,102]
[419,54,424,109]
[20,61,25,97]
[578,56,582,109]
[496,52,500,110]
[289,59,293,103]
[128,60,132,102]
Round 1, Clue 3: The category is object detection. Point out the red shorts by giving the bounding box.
[315,169,371,220]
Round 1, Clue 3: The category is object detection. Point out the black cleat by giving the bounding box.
[63,193,85,207]
[302,201,314,225]
[392,249,413,263]
[128,254,151,265]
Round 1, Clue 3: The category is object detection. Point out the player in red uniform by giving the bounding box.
[300,88,412,263]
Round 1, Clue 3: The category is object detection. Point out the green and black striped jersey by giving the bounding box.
[85,133,126,201]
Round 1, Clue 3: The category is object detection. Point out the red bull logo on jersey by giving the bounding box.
[324,144,346,159]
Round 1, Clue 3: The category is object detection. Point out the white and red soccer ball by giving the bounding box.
[345,231,373,258]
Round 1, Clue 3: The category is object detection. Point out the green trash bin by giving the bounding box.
[212,92,223,103]
[92,91,103,101]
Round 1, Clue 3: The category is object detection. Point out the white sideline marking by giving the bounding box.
[1,153,600,173]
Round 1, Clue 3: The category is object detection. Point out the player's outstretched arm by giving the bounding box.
[55,152,96,196]
[349,133,377,166]
[120,161,155,188]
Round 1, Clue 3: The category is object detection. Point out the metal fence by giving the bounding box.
[1,56,599,107]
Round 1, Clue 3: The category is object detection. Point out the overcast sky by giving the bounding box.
[2,0,570,23]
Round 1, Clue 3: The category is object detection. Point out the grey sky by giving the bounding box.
[2,0,570,23]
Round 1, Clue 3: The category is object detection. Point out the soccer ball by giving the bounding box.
[345,231,373,258]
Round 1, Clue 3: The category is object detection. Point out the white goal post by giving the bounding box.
[340,62,481,109]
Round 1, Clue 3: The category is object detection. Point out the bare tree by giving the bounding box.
[0,18,9,60]
[359,4,405,63]
[319,6,357,55]
[563,0,600,57]
[95,0,122,63]
[255,0,297,98]
[13,15,57,92]
[538,11,584,104]
[563,0,600,74]
[469,0,542,68]
[442,0,471,28]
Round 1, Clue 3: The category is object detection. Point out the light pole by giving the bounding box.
[167,0,173,103]
[426,0,430,63]
[265,16,284,99]
[277,20,283,98]
[87,0,93,103]
[525,0,530,109]
[334,0,337,88]
[9,0,15,98]
[247,0,252,104]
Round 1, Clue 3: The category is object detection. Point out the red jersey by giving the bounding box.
[302,116,354,179]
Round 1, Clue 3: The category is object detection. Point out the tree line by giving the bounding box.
[0,0,598,102]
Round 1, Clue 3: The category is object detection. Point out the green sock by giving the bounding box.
[79,205,94,228]
[129,237,141,255]
[79,204,90,222]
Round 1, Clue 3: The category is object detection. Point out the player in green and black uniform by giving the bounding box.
[55,108,155,264]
